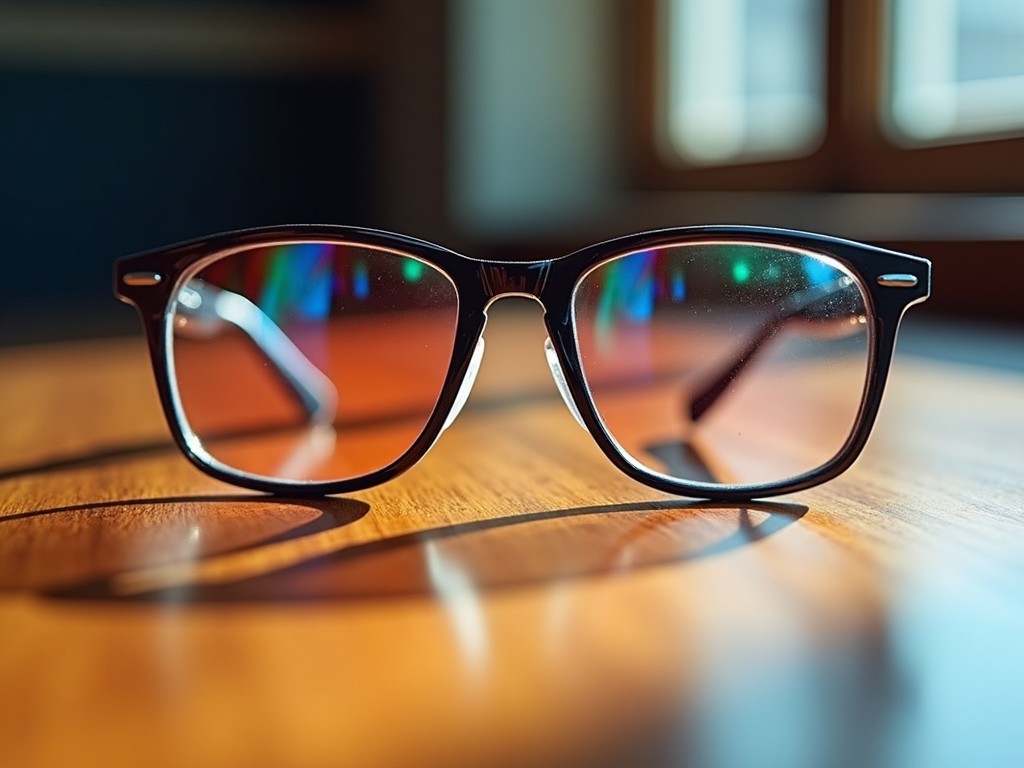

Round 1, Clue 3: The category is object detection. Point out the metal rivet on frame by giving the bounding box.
[876,273,919,288]
[122,271,164,287]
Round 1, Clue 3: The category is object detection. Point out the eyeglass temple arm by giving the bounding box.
[175,280,338,425]
[688,277,858,423]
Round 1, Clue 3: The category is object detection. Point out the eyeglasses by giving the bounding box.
[114,225,930,501]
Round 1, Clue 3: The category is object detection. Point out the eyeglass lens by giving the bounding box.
[169,243,459,483]
[571,242,871,487]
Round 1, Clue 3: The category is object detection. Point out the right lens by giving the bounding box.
[168,241,459,484]
[572,241,871,488]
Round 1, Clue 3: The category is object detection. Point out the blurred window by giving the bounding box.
[642,0,1024,190]
[888,0,1024,143]
[664,0,827,165]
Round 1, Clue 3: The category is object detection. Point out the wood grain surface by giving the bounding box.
[1,302,1022,768]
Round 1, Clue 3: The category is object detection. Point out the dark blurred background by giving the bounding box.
[1,0,1022,346]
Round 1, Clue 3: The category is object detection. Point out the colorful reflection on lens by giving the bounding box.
[171,243,459,484]
[574,243,870,488]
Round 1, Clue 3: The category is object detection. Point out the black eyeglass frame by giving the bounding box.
[115,224,931,501]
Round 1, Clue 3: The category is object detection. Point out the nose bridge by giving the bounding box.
[477,259,554,301]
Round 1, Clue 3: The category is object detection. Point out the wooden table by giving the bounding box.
[2,303,1022,768]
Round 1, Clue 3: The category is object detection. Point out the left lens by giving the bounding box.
[169,241,459,484]
[571,241,871,488]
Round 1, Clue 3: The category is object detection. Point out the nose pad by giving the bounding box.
[544,337,587,430]
[441,337,485,433]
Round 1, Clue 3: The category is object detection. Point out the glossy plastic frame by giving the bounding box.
[115,224,931,501]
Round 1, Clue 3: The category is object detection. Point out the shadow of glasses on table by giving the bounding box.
[0,493,805,603]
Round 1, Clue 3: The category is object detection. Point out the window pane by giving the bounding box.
[664,0,826,165]
[889,0,1024,142]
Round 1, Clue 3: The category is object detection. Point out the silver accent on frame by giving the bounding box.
[123,271,164,287]
[876,273,919,288]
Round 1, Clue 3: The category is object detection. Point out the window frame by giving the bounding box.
[627,0,1024,192]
